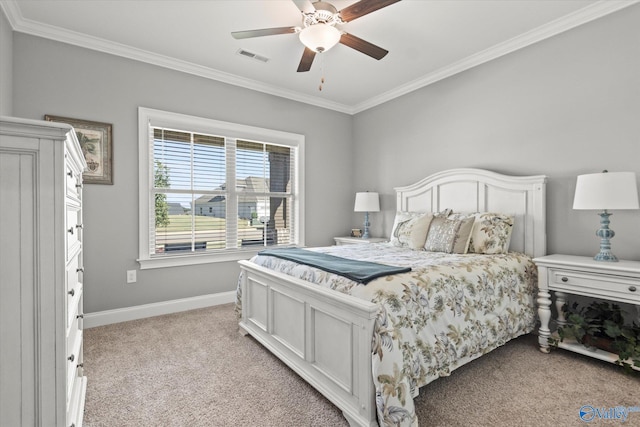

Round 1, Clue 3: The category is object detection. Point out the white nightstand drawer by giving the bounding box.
[548,268,640,304]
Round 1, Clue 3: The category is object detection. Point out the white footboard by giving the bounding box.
[238,260,379,427]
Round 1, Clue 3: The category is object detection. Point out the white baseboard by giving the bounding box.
[84,291,236,328]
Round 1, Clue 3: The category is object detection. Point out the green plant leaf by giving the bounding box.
[559,299,640,375]
[603,320,622,338]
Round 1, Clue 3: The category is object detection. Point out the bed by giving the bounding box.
[237,168,547,427]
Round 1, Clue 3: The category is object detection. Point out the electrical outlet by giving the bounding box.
[126,270,137,283]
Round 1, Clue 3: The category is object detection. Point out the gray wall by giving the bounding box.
[0,8,12,116]
[9,5,640,314]
[353,5,640,262]
[12,35,353,313]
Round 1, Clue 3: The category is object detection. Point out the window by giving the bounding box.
[138,107,304,269]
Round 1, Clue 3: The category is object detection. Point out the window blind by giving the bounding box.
[147,126,297,256]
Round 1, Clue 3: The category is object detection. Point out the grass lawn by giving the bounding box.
[156,214,255,232]
[155,215,264,250]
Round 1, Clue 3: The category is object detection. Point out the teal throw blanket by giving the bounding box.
[258,247,411,284]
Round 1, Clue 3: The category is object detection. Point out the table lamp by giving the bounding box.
[573,170,639,262]
[354,192,380,239]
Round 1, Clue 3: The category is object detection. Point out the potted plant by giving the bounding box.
[553,301,640,373]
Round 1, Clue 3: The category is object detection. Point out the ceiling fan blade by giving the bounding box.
[291,0,315,14]
[339,0,401,22]
[297,47,316,72]
[339,33,388,60]
[231,27,298,39]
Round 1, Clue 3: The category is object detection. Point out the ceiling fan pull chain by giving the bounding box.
[319,54,325,91]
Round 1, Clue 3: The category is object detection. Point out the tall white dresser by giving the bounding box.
[1,116,88,427]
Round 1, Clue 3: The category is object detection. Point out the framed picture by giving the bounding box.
[351,229,362,238]
[45,115,113,184]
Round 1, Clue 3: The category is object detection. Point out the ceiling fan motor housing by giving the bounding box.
[303,3,341,27]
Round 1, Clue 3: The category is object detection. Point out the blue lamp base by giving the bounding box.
[594,210,618,262]
[362,212,371,239]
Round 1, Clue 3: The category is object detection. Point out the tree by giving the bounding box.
[154,161,170,228]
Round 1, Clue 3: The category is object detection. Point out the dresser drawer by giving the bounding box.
[548,267,640,304]
[66,324,83,407]
[65,154,82,200]
[65,255,82,328]
[66,311,80,369]
[67,375,87,427]
[66,204,82,261]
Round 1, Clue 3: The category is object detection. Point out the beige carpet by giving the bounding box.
[83,303,639,427]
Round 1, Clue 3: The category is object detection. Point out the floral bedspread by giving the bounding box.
[237,243,538,427]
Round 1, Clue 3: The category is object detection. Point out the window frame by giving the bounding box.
[137,107,305,269]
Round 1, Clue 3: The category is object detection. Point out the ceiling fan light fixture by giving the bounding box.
[299,24,340,53]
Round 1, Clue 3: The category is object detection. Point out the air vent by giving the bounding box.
[237,49,269,63]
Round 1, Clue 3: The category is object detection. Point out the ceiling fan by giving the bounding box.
[231,0,401,72]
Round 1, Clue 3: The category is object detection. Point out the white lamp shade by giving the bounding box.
[299,24,341,53]
[573,171,639,210]
[354,192,380,212]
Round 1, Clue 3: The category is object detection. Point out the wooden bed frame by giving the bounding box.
[238,168,547,426]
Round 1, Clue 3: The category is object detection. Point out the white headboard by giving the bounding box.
[395,168,547,258]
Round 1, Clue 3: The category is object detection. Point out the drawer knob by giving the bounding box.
[68,354,75,362]
[68,288,75,297]
[76,267,84,273]
[77,314,84,319]
[630,286,637,292]
[76,224,83,229]
[561,277,568,282]
[67,171,73,178]
[76,183,83,189]
[67,227,74,235]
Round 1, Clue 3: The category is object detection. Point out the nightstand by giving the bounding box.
[533,254,640,369]
[334,236,388,246]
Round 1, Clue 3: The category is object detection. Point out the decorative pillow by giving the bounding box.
[423,215,475,253]
[389,212,434,250]
[468,213,514,254]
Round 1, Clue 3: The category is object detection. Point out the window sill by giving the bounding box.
[137,249,263,270]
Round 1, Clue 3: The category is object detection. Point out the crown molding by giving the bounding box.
[2,0,637,115]
[0,1,17,27]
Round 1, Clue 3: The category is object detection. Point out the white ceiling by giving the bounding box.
[2,0,636,113]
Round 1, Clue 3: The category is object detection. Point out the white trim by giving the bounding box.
[83,291,236,328]
[137,248,262,270]
[2,0,637,114]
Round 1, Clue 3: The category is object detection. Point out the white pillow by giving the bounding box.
[389,211,434,250]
